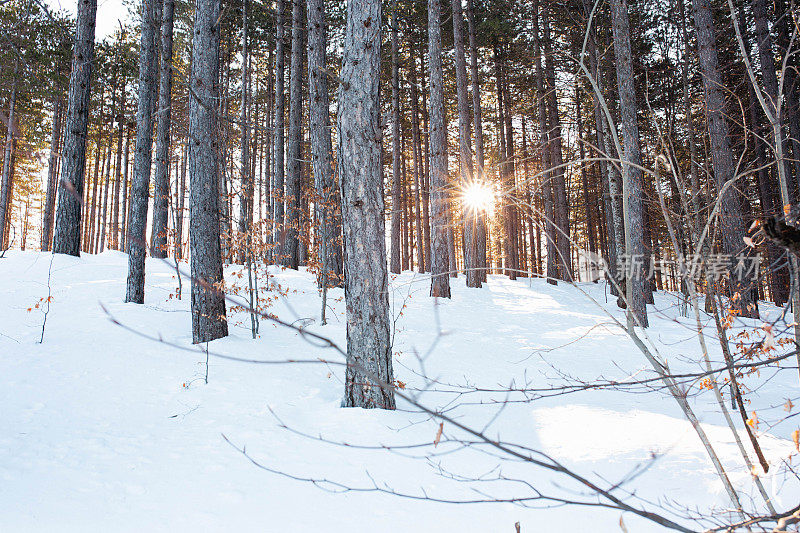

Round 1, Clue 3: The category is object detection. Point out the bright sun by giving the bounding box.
[461,182,494,213]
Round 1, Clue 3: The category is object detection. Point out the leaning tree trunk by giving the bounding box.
[692,0,759,318]
[53,0,97,256]
[307,0,343,285]
[125,0,160,303]
[189,0,228,344]
[427,0,452,298]
[41,97,63,251]
[272,0,286,260]
[151,0,175,259]
[453,0,480,288]
[609,0,649,327]
[338,0,396,409]
[283,0,304,269]
[389,1,402,275]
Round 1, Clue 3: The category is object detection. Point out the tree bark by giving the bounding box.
[692,0,759,318]
[53,0,97,256]
[42,97,63,251]
[272,0,286,259]
[283,0,304,268]
[389,1,402,274]
[307,0,343,285]
[533,0,557,285]
[338,0,395,409]
[189,0,228,343]
[151,0,176,258]
[126,0,161,302]
[409,55,426,273]
[453,0,480,287]
[609,0,649,326]
[238,0,253,265]
[427,0,452,297]
[465,0,487,281]
[542,11,571,281]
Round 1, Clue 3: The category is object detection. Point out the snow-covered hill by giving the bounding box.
[1,251,797,531]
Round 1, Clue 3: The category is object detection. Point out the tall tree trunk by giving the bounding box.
[773,0,800,192]
[126,0,160,302]
[542,11,571,281]
[389,1,402,274]
[0,69,15,248]
[189,0,228,343]
[121,129,131,250]
[453,0,479,287]
[238,0,252,265]
[53,0,97,256]
[272,0,286,259]
[338,0,395,409]
[307,0,343,286]
[739,0,788,305]
[42,97,63,251]
[99,119,113,252]
[409,55,426,273]
[692,0,759,318]
[465,0,486,281]
[419,47,432,273]
[175,141,187,259]
[111,75,126,250]
[151,0,175,258]
[576,85,597,259]
[283,0,304,268]
[533,0,557,285]
[609,0,649,327]
[427,0,452,297]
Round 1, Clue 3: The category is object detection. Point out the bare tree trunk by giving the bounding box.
[99,118,113,252]
[238,0,252,266]
[273,0,286,260]
[111,75,126,250]
[151,0,175,258]
[41,97,63,251]
[121,129,131,250]
[542,11,571,281]
[609,0,649,327]
[774,0,800,193]
[283,0,304,269]
[533,0,557,285]
[338,0,395,409]
[427,0,452,297]
[189,0,228,344]
[0,68,15,248]
[307,0,342,286]
[389,1,402,274]
[465,0,486,281]
[53,0,97,256]
[739,0,789,305]
[175,141,187,259]
[576,85,597,258]
[126,0,161,303]
[692,0,759,318]
[409,56,426,273]
[453,0,479,287]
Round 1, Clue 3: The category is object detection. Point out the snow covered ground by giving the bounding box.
[1,251,798,532]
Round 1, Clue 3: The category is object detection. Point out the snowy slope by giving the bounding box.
[1,251,797,532]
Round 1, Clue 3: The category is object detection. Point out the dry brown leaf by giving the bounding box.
[433,422,443,447]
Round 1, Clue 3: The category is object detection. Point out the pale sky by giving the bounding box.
[46,0,133,39]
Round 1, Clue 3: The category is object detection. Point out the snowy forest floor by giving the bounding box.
[1,251,799,532]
